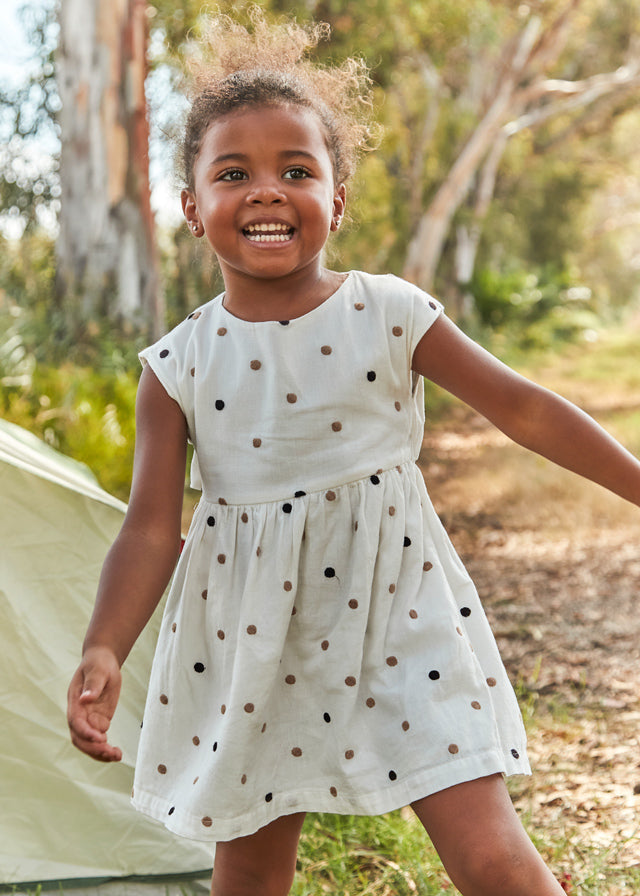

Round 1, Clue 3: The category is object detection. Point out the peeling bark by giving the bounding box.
[55,0,162,338]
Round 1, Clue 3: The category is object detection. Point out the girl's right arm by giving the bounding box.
[67,366,188,761]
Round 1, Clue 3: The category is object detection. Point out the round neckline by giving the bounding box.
[219,272,353,326]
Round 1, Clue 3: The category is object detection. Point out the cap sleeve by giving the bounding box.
[138,309,203,438]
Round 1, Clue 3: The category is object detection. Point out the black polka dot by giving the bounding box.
[265,792,273,802]
[279,320,290,326]
[213,742,218,752]
[295,490,306,497]
[207,516,215,527]
[429,301,437,310]
[323,712,331,723]
[367,371,376,382]
[428,670,440,681]
[168,806,175,815]
[511,748,520,759]
[370,475,380,485]
[159,349,169,358]
[282,502,292,513]
[403,536,412,547]
[215,399,225,410]
[324,567,336,578]
[389,770,397,781]
[461,607,472,618]
[194,662,205,673]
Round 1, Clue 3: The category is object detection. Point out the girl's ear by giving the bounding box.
[331,183,347,232]
[182,189,203,237]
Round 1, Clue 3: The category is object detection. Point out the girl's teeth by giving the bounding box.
[245,230,293,242]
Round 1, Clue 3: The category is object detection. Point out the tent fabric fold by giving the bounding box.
[0,420,213,889]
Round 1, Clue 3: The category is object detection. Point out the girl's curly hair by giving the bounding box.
[180,8,374,191]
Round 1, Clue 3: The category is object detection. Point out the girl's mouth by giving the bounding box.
[243,223,295,243]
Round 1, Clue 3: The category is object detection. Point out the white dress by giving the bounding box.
[131,271,530,843]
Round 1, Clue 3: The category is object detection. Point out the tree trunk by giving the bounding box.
[55,0,162,338]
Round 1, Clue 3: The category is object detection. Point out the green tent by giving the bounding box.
[0,419,212,892]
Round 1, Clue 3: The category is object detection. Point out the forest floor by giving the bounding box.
[419,382,640,882]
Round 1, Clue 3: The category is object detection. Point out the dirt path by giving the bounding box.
[418,408,640,878]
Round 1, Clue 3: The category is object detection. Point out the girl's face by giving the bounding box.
[182,104,346,295]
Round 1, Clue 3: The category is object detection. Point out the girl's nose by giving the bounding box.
[247,178,285,204]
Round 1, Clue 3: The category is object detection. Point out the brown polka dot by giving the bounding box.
[217,630,225,640]
[201,589,208,600]
[201,816,213,827]
[409,609,418,619]
[221,704,226,714]
[345,749,354,760]
[256,546,262,557]
[386,656,398,667]
[285,674,296,684]
[261,723,267,733]
[247,624,257,635]
[193,776,199,784]
[250,359,261,370]
[291,747,302,757]
[157,764,167,774]
[325,490,336,501]
[487,677,497,687]
[284,580,293,591]
[244,703,254,713]
[192,735,200,745]
[448,744,459,755]
[354,521,359,531]
[241,512,248,523]
[354,302,365,310]
[331,421,342,432]
[330,786,338,797]
[241,774,247,784]
[253,438,262,448]
[402,720,410,731]
[286,393,297,403]
[348,598,358,609]
[345,676,357,687]
[190,311,201,320]
[366,697,376,708]
[321,345,332,355]
[171,622,177,633]
[217,327,227,336]
[423,561,433,572]
[392,325,403,336]
[218,497,227,505]
[456,627,463,636]
[388,506,396,516]
[389,584,396,594]
[217,553,226,564]
[321,639,330,651]
[190,367,195,377]
[471,701,482,710]
[291,606,297,615]
[394,401,401,411]
[159,694,168,705]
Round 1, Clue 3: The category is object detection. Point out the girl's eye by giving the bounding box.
[284,167,310,180]
[219,169,247,182]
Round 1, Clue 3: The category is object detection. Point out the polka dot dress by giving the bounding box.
[132,271,530,843]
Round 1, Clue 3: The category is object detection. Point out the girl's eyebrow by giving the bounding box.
[209,149,319,167]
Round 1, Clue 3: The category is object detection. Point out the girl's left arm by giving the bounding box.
[412,315,640,508]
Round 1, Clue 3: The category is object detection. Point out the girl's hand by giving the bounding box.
[67,646,123,762]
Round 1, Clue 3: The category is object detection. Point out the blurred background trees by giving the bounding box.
[1,0,640,494]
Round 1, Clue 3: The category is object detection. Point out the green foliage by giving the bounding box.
[471,264,602,351]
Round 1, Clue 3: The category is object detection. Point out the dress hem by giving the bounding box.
[131,749,531,844]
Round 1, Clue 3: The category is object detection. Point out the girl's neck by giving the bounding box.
[221,266,348,322]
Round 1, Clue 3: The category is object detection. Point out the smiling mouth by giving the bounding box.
[243,223,295,243]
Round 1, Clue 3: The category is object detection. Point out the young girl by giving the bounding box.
[67,14,640,896]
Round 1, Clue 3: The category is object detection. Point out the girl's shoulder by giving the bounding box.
[346,270,444,315]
